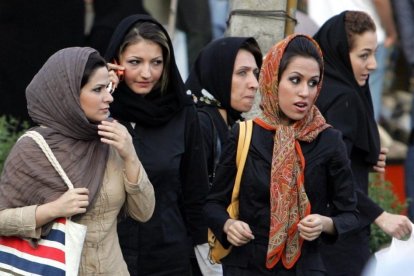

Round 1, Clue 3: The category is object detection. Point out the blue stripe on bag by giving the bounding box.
[0,251,65,275]
[46,228,66,245]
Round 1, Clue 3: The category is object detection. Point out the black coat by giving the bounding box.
[205,122,359,275]
[313,12,383,275]
[117,105,208,276]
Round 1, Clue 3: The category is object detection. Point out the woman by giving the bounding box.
[205,34,359,275]
[313,11,412,275]
[0,47,155,275]
[185,36,262,275]
[186,36,262,189]
[105,14,209,275]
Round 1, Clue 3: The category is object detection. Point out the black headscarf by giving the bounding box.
[105,14,192,126]
[185,37,262,124]
[313,11,380,164]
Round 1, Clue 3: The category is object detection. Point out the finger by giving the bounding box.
[73,187,89,194]
[107,63,125,71]
[381,147,389,154]
[99,120,117,128]
[373,166,385,173]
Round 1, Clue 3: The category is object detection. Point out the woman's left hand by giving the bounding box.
[98,120,136,161]
[298,214,325,241]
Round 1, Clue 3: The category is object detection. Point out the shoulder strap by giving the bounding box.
[198,109,221,183]
[227,120,253,218]
[19,131,74,190]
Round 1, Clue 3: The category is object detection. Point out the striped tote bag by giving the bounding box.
[0,217,86,275]
[0,131,87,275]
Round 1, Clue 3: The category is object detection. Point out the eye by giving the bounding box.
[289,76,300,84]
[253,69,260,80]
[152,59,163,66]
[128,59,141,66]
[237,70,247,76]
[93,86,103,93]
[308,79,319,87]
[359,53,369,60]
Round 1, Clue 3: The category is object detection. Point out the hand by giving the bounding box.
[107,62,125,90]
[98,120,136,162]
[373,147,389,173]
[375,211,413,240]
[224,219,255,246]
[51,188,89,217]
[298,214,325,241]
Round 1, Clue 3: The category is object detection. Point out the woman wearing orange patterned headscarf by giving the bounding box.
[205,34,359,275]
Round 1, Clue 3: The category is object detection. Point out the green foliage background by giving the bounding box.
[0,116,27,173]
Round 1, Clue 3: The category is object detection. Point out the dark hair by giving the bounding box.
[344,11,376,50]
[279,36,323,82]
[240,38,263,70]
[118,21,171,92]
[81,52,107,88]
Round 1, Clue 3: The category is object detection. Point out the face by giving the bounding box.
[230,49,260,112]
[119,40,164,95]
[80,66,113,123]
[278,56,320,125]
[349,31,377,86]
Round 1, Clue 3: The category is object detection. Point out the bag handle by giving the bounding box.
[19,131,74,190]
[227,120,253,218]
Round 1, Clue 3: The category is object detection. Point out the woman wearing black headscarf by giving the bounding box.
[105,14,209,275]
[185,36,262,275]
[186,37,262,187]
[314,11,412,275]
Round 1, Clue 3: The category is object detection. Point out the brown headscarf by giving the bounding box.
[0,47,109,213]
[254,34,330,269]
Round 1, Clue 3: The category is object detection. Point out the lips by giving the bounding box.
[294,102,308,112]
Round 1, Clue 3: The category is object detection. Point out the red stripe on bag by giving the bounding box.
[54,217,66,224]
[0,237,65,263]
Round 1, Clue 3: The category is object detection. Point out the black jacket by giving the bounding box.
[117,105,208,276]
[205,122,359,275]
[313,12,383,275]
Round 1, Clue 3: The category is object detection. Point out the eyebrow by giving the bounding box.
[236,65,258,70]
[290,71,320,78]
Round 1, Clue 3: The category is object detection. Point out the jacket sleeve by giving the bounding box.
[124,161,155,223]
[204,124,239,248]
[0,205,41,238]
[324,130,360,242]
[180,106,209,245]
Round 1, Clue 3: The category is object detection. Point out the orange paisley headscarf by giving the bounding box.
[255,34,330,269]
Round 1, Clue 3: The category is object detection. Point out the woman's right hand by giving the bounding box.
[36,188,89,227]
[224,218,255,246]
[51,188,89,218]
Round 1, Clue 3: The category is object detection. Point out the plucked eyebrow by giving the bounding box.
[289,71,320,79]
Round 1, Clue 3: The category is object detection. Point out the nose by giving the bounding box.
[367,55,377,71]
[140,63,151,79]
[248,72,259,90]
[298,83,310,97]
[104,89,114,103]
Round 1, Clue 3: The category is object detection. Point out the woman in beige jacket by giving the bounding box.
[0,47,155,275]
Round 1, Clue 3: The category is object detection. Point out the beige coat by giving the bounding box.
[0,146,155,275]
